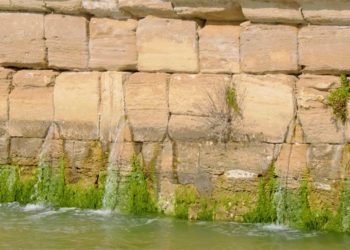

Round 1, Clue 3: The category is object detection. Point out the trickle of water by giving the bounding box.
[274,182,286,226]
[102,117,127,210]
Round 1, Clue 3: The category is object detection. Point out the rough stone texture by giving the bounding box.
[13,70,58,88]
[108,142,141,175]
[83,0,131,19]
[100,71,130,143]
[299,0,350,25]
[89,18,137,71]
[11,0,46,11]
[10,138,43,166]
[0,137,9,164]
[45,0,83,14]
[240,0,304,24]
[299,26,350,74]
[240,23,298,73]
[296,74,345,144]
[119,0,177,18]
[125,73,169,142]
[45,14,89,70]
[233,74,295,143]
[9,87,54,138]
[199,23,240,74]
[0,0,10,9]
[0,13,46,68]
[170,0,245,21]
[0,68,12,124]
[54,72,101,140]
[137,16,199,73]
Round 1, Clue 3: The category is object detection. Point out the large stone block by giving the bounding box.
[83,0,131,19]
[11,0,46,11]
[0,68,13,123]
[9,87,54,138]
[89,18,137,71]
[0,0,10,9]
[45,0,83,14]
[199,23,240,74]
[170,0,245,21]
[10,138,43,166]
[137,16,199,73]
[240,23,298,73]
[119,0,177,18]
[13,70,58,88]
[54,72,101,140]
[296,74,345,144]
[45,14,89,70]
[0,137,9,164]
[125,73,169,142]
[233,74,295,143]
[299,26,350,74]
[0,13,46,68]
[240,0,304,24]
[299,0,350,25]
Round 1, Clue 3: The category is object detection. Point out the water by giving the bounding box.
[1,203,349,250]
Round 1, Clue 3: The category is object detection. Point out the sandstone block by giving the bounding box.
[299,26,350,74]
[11,0,46,11]
[89,18,137,71]
[137,16,199,73]
[13,70,58,88]
[240,0,304,24]
[0,13,46,68]
[174,142,200,184]
[0,137,9,164]
[83,0,131,19]
[199,23,240,73]
[54,72,101,140]
[107,142,140,175]
[45,14,89,70]
[0,0,10,9]
[0,68,13,122]
[10,138,43,166]
[233,74,295,143]
[9,87,54,138]
[45,0,83,14]
[169,74,231,116]
[296,75,345,144]
[170,0,245,21]
[299,0,350,25]
[119,0,177,18]
[240,23,298,73]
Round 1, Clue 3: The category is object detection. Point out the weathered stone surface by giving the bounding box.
[45,14,89,70]
[299,0,350,25]
[233,74,295,143]
[10,138,43,166]
[0,137,9,164]
[9,87,54,138]
[45,0,83,14]
[54,72,101,140]
[11,0,46,11]
[0,0,10,9]
[137,16,199,73]
[240,0,304,24]
[296,74,344,144]
[107,142,140,174]
[83,0,131,19]
[171,0,245,21]
[240,23,298,73]
[89,18,137,71]
[299,26,350,74]
[199,23,240,74]
[100,71,130,143]
[13,70,58,88]
[119,0,177,18]
[0,68,12,123]
[0,13,46,68]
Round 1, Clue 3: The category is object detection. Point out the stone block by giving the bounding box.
[299,26,350,74]
[45,0,83,14]
[83,0,131,19]
[11,0,46,11]
[170,0,245,21]
[9,87,54,138]
[54,72,101,140]
[0,68,13,123]
[199,23,240,74]
[13,70,58,88]
[232,74,295,143]
[0,137,9,164]
[10,138,43,166]
[137,16,199,73]
[240,0,304,24]
[0,0,11,9]
[0,13,46,68]
[119,0,177,18]
[45,14,89,70]
[89,18,137,71]
[240,23,298,73]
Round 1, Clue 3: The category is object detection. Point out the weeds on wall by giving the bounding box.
[226,86,241,115]
[327,74,350,124]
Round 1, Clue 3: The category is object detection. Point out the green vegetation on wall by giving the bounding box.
[226,86,240,115]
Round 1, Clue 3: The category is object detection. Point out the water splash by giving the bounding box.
[274,182,286,225]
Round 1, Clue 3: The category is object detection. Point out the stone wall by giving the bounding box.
[1,0,350,217]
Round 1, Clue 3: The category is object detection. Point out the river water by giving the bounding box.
[0,203,349,250]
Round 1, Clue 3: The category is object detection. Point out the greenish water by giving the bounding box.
[1,203,350,250]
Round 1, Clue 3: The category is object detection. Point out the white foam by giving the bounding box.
[262,224,289,231]
[23,204,46,212]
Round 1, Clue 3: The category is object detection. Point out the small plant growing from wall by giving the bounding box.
[226,86,241,115]
[327,74,350,124]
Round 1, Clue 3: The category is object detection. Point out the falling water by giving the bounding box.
[274,182,286,225]
[102,118,127,210]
